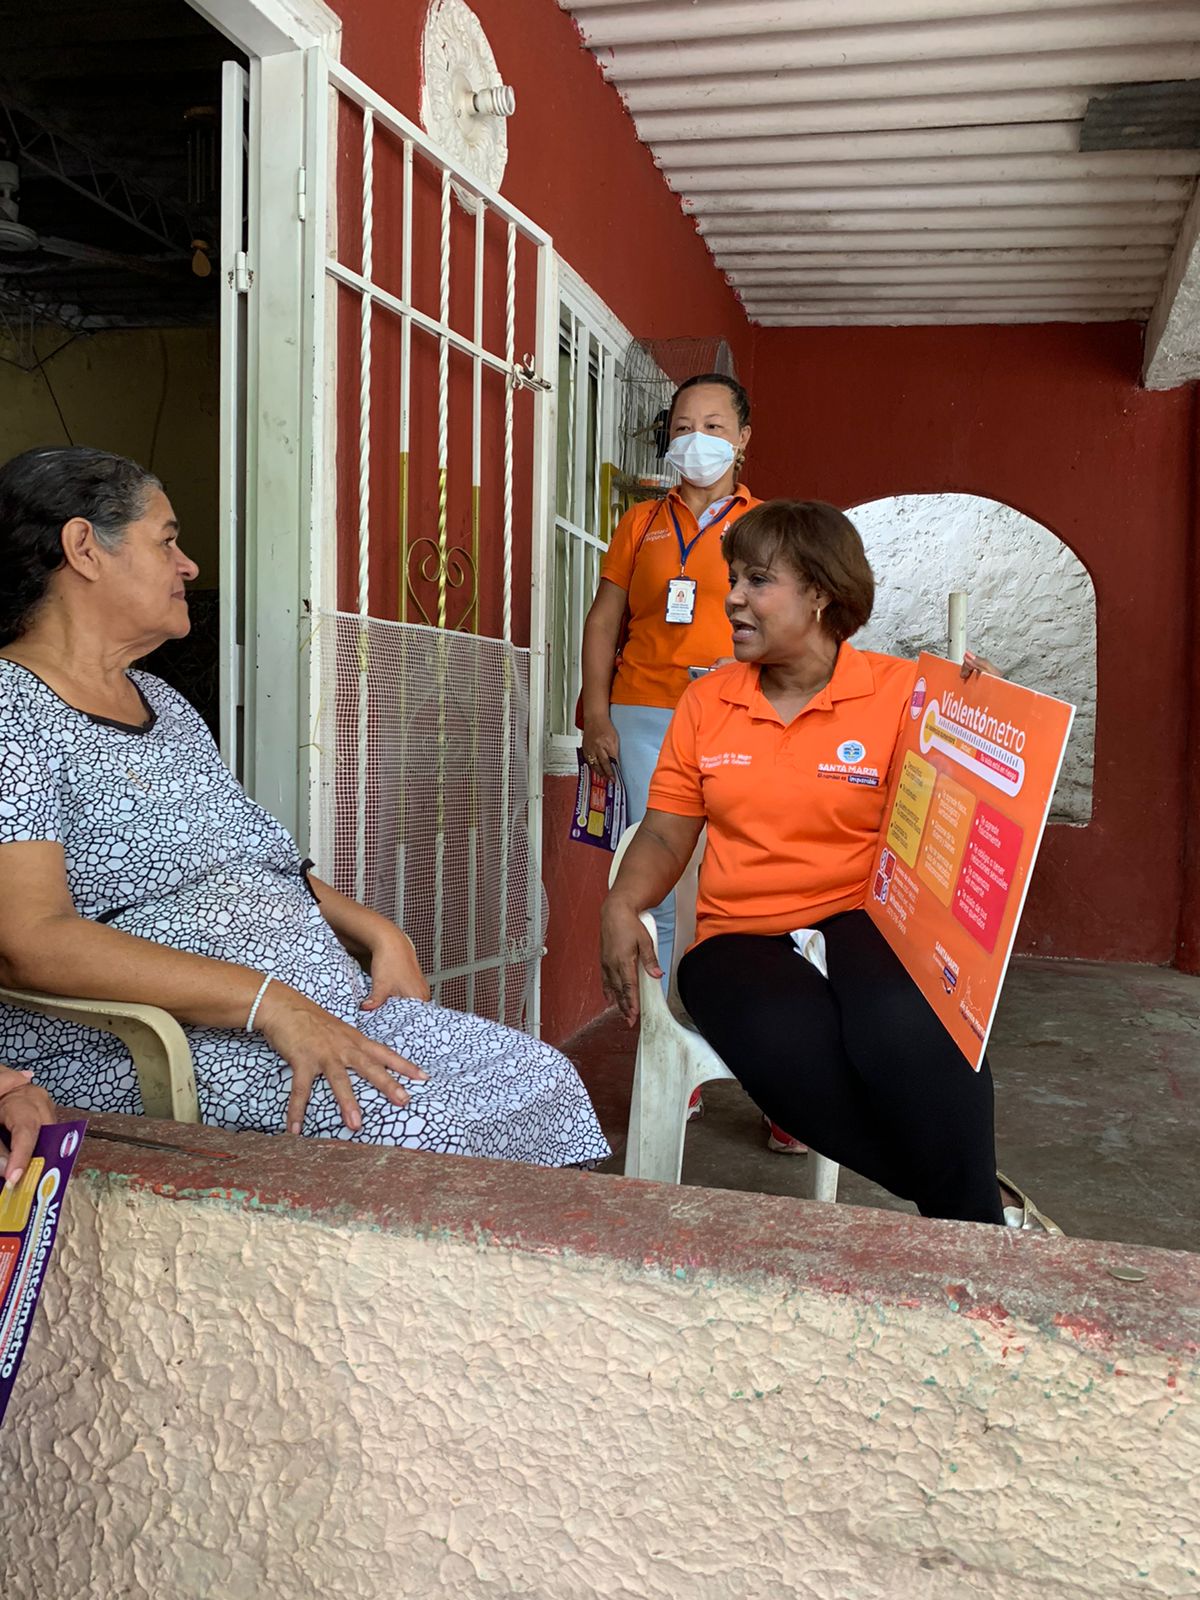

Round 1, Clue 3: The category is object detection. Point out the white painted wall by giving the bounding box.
[848,493,1095,823]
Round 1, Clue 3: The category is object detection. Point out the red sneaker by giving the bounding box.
[687,1087,704,1121]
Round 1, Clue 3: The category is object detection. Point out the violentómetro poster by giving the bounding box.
[0,1120,86,1424]
[866,655,1074,1070]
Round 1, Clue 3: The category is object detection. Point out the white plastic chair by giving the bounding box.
[0,986,200,1122]
[608,823,839,1201]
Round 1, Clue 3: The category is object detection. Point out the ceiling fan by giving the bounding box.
[0,156,187,281]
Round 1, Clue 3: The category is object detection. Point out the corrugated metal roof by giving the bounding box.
[558,0,1200,326]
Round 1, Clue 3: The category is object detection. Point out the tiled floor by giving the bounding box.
[566,958,1200,1252]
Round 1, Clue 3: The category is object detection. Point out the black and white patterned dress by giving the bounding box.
[0,661,609,1166]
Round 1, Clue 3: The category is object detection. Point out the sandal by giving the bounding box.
[998,1171,1063,1235]
[762,1114,807,1154]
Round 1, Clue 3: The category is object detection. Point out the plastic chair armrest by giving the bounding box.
[0,986,200,1124]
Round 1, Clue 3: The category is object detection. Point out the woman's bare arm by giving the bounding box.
[599,810,704,1026]
[306,873,430,1006]
[0,840,427,1132]
[0,839,264,1024]
[580,579,628,778]
[306,872,392,963]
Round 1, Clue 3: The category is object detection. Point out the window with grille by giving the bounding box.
[545,266,629,773]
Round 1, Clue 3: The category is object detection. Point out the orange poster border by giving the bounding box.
[866,654,1075,1070]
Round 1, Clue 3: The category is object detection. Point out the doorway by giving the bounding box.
[0,0,248,749]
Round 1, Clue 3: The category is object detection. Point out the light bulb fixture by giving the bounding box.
[471,84,514,119]
[190,238,212,278]
[421,0,513,200]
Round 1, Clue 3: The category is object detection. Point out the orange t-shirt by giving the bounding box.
[647,645,920,943]
[600,483,759,710]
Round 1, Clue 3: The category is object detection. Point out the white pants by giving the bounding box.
[610,702,676,980]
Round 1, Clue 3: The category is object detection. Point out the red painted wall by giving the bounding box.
[328,0,755,1041]
[747,322,1198,966]
[332,0,753,373]
[1177,404,1200,975]
[327,4,1198,1027]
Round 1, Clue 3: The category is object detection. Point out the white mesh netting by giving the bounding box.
[314,613,540,1030]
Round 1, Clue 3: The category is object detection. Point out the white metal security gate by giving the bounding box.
[303,51,556,1033]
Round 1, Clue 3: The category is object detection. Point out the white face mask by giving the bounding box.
[665,431,736,489]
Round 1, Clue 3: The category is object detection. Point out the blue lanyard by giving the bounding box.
[667,495,737,572]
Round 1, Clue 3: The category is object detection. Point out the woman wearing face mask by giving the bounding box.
[581,374,771,1133]
[580,374,756,993]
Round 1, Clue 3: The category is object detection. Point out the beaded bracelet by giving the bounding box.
[245,975,273,1033]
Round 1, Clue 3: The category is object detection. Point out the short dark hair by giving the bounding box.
[668,372,751,431]
[0,446,161,646]
[723,499,875,643]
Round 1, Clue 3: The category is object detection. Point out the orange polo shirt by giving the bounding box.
[601,483,759,710]
[647,644,920,943]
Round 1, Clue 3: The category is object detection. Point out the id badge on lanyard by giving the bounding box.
[663,497,734,625]
[665,576,698,624]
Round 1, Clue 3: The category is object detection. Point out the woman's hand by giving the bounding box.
[255,984,429,1137]
[581,713,621,780]
[599,897,663,1029]
[961,650,1003,681]
[360,926,431,1009]
[0,1067,56,1190]
[304,877,429,1005]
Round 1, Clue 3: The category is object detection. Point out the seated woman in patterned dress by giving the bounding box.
[0,446,608,1168]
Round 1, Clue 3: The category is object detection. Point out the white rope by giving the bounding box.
[430,168,454,992]
[395,138,414,906]
[355,107,375,902]
[398,138,413,626]
[503,223,516,646]
[472,198,485,510]
[467,201,485,1009]
[437,167,451,630]
[498,222,517,1018]
[358,108,374,620]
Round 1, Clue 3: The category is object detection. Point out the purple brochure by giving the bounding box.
[0,1119,87,1424]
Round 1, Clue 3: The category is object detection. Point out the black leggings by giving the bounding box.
[678,912,1004,1224]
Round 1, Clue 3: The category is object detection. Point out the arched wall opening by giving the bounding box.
[847,493,1096,826]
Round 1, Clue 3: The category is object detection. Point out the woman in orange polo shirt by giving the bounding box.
[599,499,1057,1230]
[580,373,757,986]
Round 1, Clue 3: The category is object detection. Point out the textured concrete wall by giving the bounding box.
[850,493,1096,824]
[0,1116,1196,1600]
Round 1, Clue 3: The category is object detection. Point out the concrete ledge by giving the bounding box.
[1,1112,1196,1599]
[74,1112,1200,1350]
